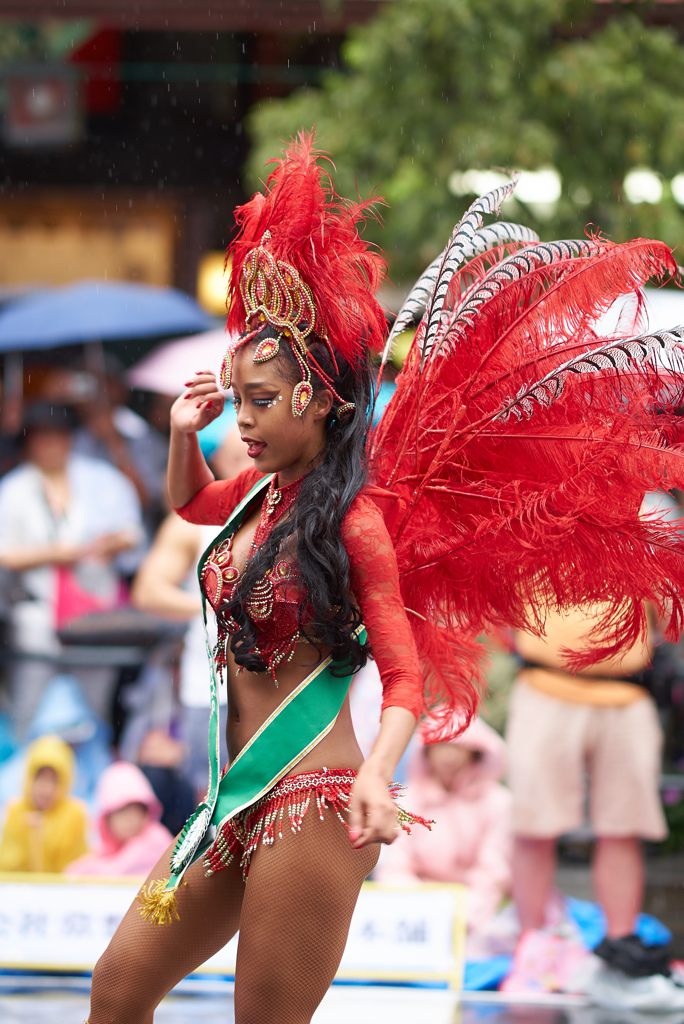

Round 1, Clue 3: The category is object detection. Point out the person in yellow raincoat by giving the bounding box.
[0,733,89,872]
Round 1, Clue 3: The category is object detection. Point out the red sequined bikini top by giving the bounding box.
[175,467,425,720]
[200,476,313,681]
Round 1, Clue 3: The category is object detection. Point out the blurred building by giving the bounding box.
[0,0,682,304]
[0,2,387,299]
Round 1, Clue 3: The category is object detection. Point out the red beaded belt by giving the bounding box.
[203,767,430,880]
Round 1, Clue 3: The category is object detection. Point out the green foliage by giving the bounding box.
[246,0,684,282]
[539,13,684,249]
[0,20,93,62]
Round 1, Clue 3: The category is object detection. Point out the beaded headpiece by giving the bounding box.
[221,131,387,417]
[220,230,348,416]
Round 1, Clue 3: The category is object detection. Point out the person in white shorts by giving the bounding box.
[506,589,684,1010]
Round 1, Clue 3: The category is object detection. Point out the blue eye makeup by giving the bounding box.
[231,392,280,409]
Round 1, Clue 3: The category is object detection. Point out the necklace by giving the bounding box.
[249,476,303,554]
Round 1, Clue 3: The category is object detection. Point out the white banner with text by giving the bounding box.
[0,875,465,987]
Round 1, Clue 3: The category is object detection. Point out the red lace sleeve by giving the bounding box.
[173,468,265,526]
[342,495,423,721]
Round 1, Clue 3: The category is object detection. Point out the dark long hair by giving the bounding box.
[218,327,373,674]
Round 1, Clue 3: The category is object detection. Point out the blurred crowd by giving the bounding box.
[0,358,245,864]
[1,364,684,1005]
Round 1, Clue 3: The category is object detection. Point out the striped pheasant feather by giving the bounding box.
[419,176,521,364]
[436,239,600,358]
[497,324,684,422]
[383,220,539,362]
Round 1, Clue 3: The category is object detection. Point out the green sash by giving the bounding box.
[211,632,364,830]
[139,475,364,924]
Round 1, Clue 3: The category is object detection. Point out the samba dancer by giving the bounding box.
[87,131,684,1023]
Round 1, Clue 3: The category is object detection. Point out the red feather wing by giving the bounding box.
[373,227,684,737]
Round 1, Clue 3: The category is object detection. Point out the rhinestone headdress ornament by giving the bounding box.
[220,230,349,417]
[221,131,388,418]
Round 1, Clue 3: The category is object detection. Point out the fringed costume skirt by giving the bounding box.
[204,767,429,881]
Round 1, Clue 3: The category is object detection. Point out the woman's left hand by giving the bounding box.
[348,763,400,849]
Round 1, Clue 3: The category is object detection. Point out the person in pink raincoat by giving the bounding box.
[376,716,512,952]
[66,761,173,877]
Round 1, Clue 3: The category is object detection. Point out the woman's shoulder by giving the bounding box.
[340,491,402,577]
[148,818,175,845]
[175,467,267,525]
[70,452,135,489]
[342,490,388,540]
[217,466,266,500]
[343,484,406,544]
[213,467,269,519]
[70,454,142,515]
[352,484,406,543]
[468,780,513,825]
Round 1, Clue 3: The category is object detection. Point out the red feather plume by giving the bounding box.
[372,187,684,739]
[227,131,387,367]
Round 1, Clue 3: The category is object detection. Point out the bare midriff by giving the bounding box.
[221,501,365,773]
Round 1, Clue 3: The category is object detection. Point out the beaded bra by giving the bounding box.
[200,476,311,682]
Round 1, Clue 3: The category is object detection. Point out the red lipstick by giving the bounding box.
[242,437,267,459]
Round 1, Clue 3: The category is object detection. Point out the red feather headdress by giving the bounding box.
[222,131,387,416]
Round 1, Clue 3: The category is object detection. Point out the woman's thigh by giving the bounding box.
[234,811,379,1024]
[89,839,244,1024]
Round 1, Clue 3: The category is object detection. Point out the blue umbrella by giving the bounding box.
[0,279,212,352]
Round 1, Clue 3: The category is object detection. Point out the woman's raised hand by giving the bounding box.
[170,370,226,435]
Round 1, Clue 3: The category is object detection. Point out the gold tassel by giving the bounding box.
[137,877,185,926]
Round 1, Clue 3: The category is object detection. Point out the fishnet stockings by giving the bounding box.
[234,804,378,1024]
[88,810,378,1024]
